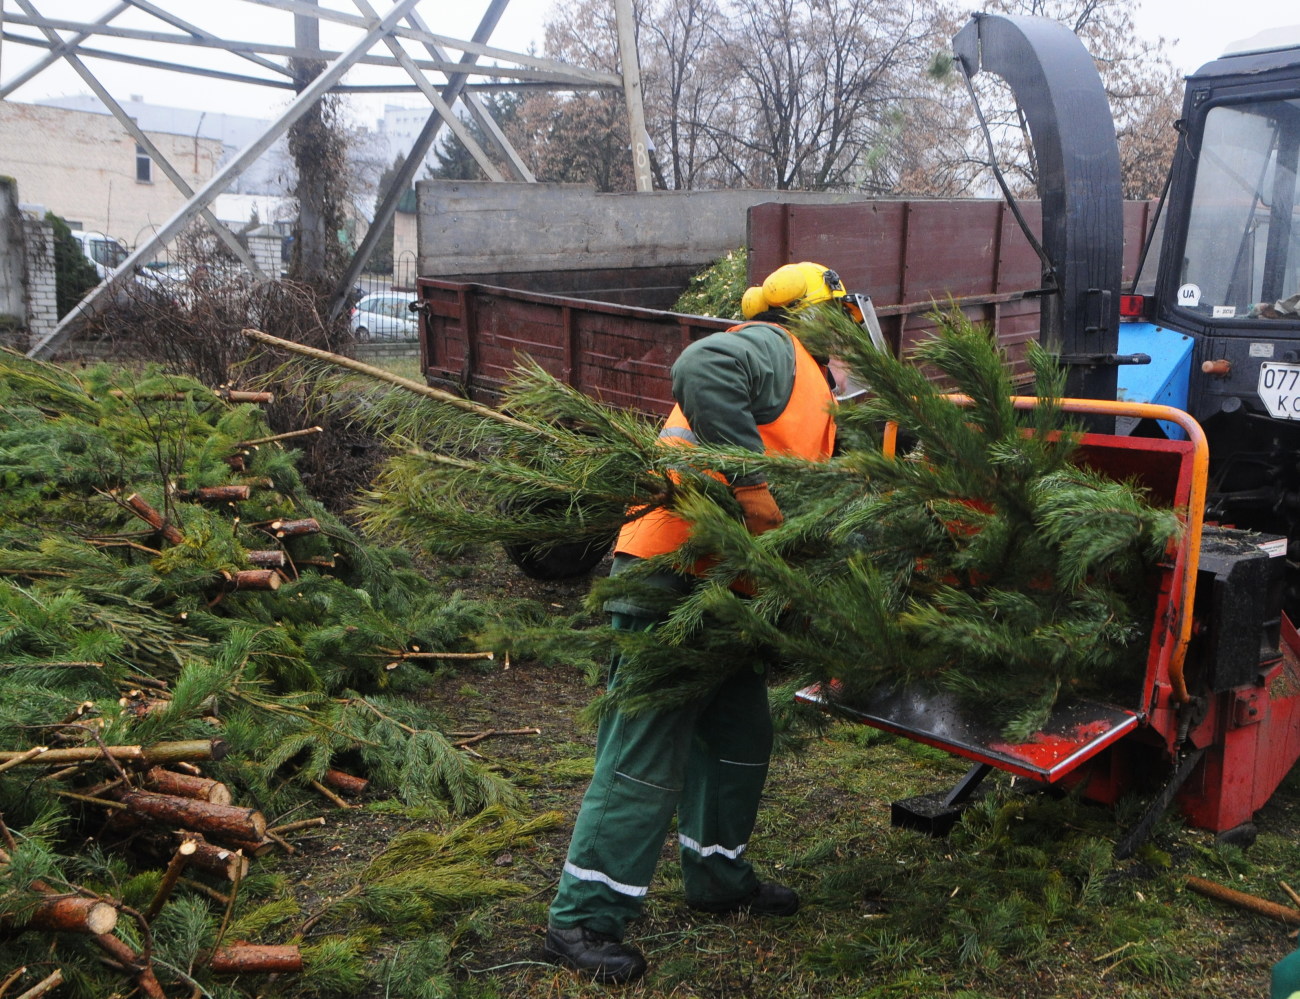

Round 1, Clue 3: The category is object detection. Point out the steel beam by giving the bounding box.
[327,0,512,318]
[352,0,504,183]
[404,7,535,182]
[28,0,423,358]
[0,1,129,98]
[125,0,292,79]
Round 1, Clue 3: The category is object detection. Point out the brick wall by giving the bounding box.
[0,101,225,252]
[23,213,57,349]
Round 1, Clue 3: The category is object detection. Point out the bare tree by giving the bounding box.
[503,0,638,191]
[518,0,1178,199]
[696,0,949,191]
[638,0,730,189]
[933,0,1182,199]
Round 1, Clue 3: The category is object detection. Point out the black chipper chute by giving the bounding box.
[953,13,1124,407]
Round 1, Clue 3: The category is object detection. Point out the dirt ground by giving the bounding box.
[274,547,1300,999]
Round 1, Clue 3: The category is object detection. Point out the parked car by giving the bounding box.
[350,292,418,340]
[69,229,129,280]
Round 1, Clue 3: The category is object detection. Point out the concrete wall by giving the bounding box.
[0,179,25,323]
[0,177,57,351]
[0,101,225,253]
[414,180,870,307]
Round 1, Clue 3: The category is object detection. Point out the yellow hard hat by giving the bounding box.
[760,261,846,312]
[741,285,769,319]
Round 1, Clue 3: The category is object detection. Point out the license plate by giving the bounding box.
[1257,362,1300,420]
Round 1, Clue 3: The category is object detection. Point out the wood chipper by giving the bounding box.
[797,396,1300,854]
[798,13,1300,850]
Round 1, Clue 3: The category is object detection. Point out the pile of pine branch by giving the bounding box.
[0,350,555,996]
[327,312,1179,741]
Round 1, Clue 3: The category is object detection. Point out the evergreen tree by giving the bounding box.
[367,155,406,274]
[45,211,100,318]
[427,90,526,182]
[0,352,564,994]
[350,310,1179,740]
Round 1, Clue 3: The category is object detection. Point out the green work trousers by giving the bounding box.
[548,611,774,940]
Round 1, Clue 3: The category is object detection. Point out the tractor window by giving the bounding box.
[1179,98,1300,320]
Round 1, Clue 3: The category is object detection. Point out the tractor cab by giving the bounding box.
[1122,38,1300,612]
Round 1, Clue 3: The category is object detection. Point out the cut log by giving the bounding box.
[122,494,184,546]
[143,840,196,921]
[0,745,140,766]
[208,944,302,974]
[309,779,352,810]
[182,485,251,503]
[118,694,169,719]
[1185,876,1300,926]
[227,569,282,592]
[10,737,224,773]
[226,453,248,472]
[114,790,265,842]
[93,933,166,999]
[0,967,26,995]
[267,816,325,836]
[23,896,118,935]
[237,427,323,448]
[184,838,251,880]
[270,518,320,539]
[0,746,48,773]
[216,388,275,404]
[216,837,275,859]
[245,550,288,569]
[139,739,228,764]
[322,768,369,797]
[144,767,231,804]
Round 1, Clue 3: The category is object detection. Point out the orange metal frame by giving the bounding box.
[883,396,1210,706]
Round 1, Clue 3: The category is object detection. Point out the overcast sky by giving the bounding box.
[3,0,1299,126]
[1130,0,1300,74]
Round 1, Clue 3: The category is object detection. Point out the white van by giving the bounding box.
[69,230,129,280]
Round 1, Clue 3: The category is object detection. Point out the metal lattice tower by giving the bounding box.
[0,0,650,357]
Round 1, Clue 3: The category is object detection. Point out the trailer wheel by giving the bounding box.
[502,533,615,581]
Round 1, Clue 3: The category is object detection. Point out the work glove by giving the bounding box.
[732,482,783,535]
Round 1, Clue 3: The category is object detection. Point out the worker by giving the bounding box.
[542,262,851,984]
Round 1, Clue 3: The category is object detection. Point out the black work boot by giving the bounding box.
[689,881,800,917]
[543,924,647,985]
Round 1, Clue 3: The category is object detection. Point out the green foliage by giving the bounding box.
[45,212,100,318]
[0,351,559,997]
[353,310,1178,739]
[671,247,748,319]
[428,90,526,183]
[302,806,561,934]
[800,781,1188,985]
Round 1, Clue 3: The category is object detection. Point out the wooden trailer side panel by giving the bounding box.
[419,199,1154,408]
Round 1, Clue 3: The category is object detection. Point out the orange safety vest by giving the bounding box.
[615,325,836,563]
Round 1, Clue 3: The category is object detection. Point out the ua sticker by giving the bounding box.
[1178,283,1202,307]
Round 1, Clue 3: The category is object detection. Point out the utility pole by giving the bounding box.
[290,0,334,289]
[613,0,653,193]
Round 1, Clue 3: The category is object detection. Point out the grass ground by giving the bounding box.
[280,549,1299,999]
